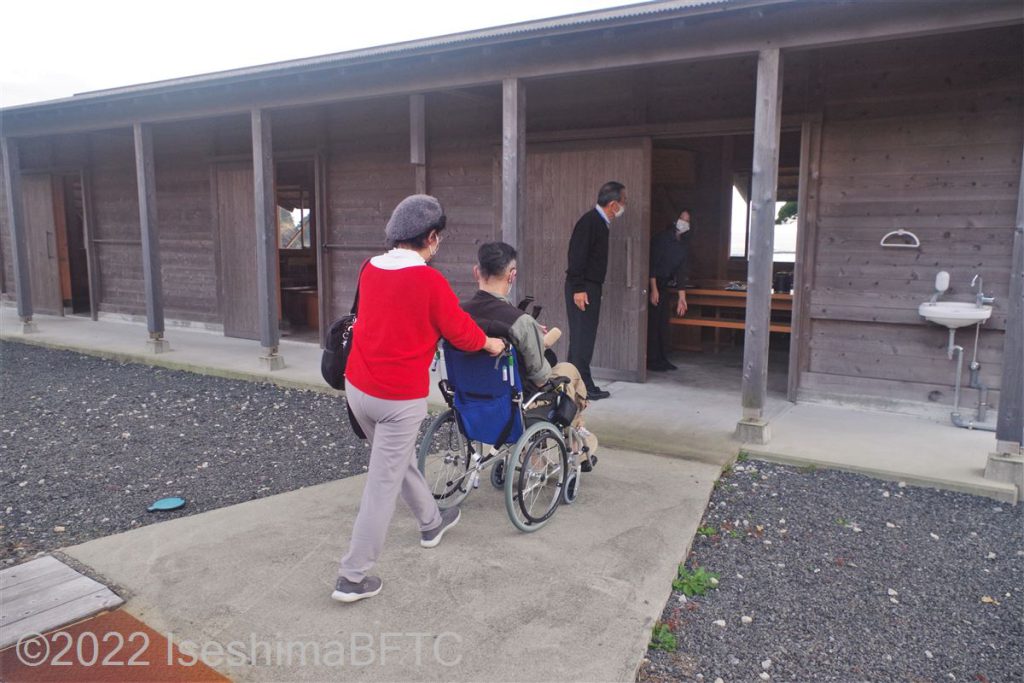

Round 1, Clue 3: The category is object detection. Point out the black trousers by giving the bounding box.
[647,280,672,366]
[565,280,602,389]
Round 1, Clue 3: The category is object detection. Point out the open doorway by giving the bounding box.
[647,130,803,395]
[275,158,320,343]
[60,174,91,315]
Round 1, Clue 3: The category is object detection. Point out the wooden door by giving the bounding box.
[214,162,259,339]
[522,138,652,383]
[21,174,64,315]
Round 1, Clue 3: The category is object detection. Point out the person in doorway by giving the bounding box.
[564,181,628,400]
[333,194,506,604]
[463,241,599,471]
[647,208,692,371]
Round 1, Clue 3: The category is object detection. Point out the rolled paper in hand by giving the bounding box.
[543,327,561,348]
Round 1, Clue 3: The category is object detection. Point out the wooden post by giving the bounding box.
[410,94,428,194]
[737,48,783,444]
[502,78,526,300]
[132,123,169,352]
[787,117,822,402]
[994,144,1024,454]
[0,137,37,332]
[79,167,101,321]
[251,109,284,370]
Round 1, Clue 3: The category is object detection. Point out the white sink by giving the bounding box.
[919,301,992,328]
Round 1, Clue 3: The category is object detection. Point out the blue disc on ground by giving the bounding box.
[147,497,186,512]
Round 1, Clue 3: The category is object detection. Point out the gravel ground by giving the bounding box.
[0,341,370,565]
[639,459,1023,683]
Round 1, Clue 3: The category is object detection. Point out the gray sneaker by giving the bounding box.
[420,506,461,548]
[332,575,383,603]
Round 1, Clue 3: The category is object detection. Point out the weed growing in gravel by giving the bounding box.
[799,463,818,473]
[697,525,717,537]
[673,565,720,596]
[721,464,734,477]
[649,622,678,652]
[836,517,848,526]
[728,529,743,539]
[737,452,749,462]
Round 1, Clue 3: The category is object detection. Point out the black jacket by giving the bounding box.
[649,225,690,286]
[565,208,610,293]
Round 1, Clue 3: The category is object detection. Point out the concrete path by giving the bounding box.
[743,403,1018,502]
[63,448,717,681]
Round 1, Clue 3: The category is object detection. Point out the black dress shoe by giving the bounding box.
[665,360,678,370]
[581,454,598,473]
[587,387,611,400]
[647,362,670,372]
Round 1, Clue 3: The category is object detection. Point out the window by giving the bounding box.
[729,173,797,263]
[278,189,312,250]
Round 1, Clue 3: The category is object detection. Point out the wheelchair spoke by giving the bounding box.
[505,423,567,531]
[417,409,473,509]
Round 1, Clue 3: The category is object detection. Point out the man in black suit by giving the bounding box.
[564,181,627,401]
[648,208,692,371]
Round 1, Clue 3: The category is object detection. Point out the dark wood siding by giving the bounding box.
[322,91,501,322]
[424,89,501,298]
[90,131,144,316]
[323,97,413,322]
[802,26,1023,408]
[214,162,258,339]
[154,122,219,324]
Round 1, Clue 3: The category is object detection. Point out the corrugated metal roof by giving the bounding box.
[3,0,752,112]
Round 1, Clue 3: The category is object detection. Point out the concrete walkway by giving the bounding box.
[63,448,718,681]
[743,403,1017,502]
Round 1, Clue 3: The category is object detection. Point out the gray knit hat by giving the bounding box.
[385,194,445,246]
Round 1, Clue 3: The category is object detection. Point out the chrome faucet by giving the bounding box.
[971,274,995,307]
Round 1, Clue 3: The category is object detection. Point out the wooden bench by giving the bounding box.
[670,316,792,333]
[666,287,793,347]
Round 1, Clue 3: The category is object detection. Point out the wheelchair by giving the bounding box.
[416,341,592,532]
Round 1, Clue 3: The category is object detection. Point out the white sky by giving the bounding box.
[0,0,649,108]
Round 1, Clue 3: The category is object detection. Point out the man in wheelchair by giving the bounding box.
[462,242,599,472]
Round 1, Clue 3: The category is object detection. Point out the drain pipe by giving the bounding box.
[948,326,996,432]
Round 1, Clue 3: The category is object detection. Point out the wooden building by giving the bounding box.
[2,0,1022,452]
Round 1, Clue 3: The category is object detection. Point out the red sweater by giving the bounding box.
[345,250,486,400]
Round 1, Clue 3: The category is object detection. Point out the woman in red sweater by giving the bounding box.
[333,194,504,603]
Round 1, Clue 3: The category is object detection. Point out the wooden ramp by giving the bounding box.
[0,555,123,649]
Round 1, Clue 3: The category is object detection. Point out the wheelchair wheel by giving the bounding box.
[504,422,567,532]
[562,471,580,505]
[417,409,473,509]
[490,458,506,489]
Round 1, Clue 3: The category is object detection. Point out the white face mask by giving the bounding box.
[675,220,690,234]
[614,204,626,219]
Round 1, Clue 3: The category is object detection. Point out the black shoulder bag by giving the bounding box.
[321,260,369,438]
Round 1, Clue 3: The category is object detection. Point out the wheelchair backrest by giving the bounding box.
[442,342,524,446]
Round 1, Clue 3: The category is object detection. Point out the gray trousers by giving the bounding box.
[338,382,442,582]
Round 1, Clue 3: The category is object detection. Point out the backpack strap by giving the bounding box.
[351,258,371,316]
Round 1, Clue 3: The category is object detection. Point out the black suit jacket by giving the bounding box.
[565,208,610,293]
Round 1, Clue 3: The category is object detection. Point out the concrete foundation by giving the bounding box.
[735,417,771,444]
[985,452,1023,503]
[147,338,170,354]
[259,353,286,371]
